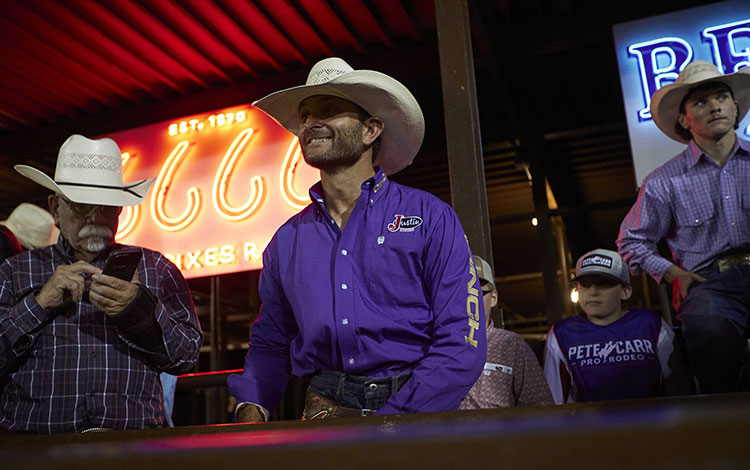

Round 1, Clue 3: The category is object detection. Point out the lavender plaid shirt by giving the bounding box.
[0,237,202,433]
[618,137,750,282]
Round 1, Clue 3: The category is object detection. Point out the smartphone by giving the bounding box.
[102,248,142,281]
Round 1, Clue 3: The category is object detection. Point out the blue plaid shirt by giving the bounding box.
[618,136,750,282]
[0,237,202,433]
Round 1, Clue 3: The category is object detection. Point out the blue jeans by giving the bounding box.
[160,372,178,427]
[678,264,750,393]
[308,370,411,412]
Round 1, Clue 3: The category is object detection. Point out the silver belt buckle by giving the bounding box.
[360,408,374,416]
[717,254,750,272]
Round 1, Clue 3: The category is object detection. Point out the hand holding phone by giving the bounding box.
[87,248,142,313]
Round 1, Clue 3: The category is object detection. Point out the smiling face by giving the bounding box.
[297,95,378,172]
[49,194,121,262]
[576,275,632,326]
[677,83,738,143]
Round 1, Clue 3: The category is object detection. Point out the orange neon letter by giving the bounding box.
[211,128,265,221]
[279,138,309,210]
[150,140,201,232]
[116,152,139,239]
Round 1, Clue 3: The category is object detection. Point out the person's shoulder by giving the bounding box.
[276,204,316,230]
[553,314,588,329]
[387,182,461,232]
[1,244,55,274]
[622,308,663,326]
[492,328,537,350]
[642,146,694,185]
[265,205,317,245]
[492,327,524,343]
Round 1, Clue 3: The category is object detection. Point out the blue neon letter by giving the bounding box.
[703,19,750,74]
[628,37,693,121]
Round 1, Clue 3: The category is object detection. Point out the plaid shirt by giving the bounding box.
[0,237,202,433]
[460,324,553,409]
[618,137,750,282]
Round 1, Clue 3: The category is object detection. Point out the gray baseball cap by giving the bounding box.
[473,255,495,290]
[572,248,630,285]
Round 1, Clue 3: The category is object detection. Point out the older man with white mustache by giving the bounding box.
[0,135,202,434]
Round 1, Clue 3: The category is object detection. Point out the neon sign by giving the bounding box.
[627,22,750,122]
[105,103,319,279]
[613,0,750,185]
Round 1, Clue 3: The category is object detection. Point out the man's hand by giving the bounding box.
[89,270,140,316]
[35,261,101,310]
[236,403,266,423]
[664,265,706,303]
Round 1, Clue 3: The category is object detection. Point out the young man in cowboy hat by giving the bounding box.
[0,135,202,433]
[228,57,485,421]
[617,61,750,393]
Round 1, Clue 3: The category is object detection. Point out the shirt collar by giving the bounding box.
[687,134,748,167]
[366,166,389,204]
[307,166,390,210]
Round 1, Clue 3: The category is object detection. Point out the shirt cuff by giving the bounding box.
[108,284,165,353]
[235,402,269,422]
[646,257,675,284]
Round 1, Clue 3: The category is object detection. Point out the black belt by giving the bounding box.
[310,370,411,395]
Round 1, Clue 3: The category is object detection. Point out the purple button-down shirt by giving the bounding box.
[0,238,202,433]
[617,137,750,282]
[228,168,486,415]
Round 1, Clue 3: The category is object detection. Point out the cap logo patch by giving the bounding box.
[387,214,422,232]
[581,254,613,269]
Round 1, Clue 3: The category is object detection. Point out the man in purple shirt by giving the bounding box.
[228,57,485,421]
[617,61,750,393]
[0,135,202,433]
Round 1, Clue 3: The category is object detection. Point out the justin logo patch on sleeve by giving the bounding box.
[387,214,423,232]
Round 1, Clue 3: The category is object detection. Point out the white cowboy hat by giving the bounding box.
[650,60,750,143]
[253,57,425,175]
[14,134,155,207]
[0,203,59,249]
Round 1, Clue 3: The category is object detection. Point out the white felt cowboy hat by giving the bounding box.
[650,60,750,143]
[253,57,425,175]
[14,134,155,207]
[0,203,59,249]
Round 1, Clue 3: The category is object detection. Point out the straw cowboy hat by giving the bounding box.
[0,203,59,249]
[650,60,750,143]
[14,134,155,207]
[253,57,425,175]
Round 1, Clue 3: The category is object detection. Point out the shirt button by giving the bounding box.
[341,283,348,290]
[330,219,335,224]
[731,222,736,226]
[725,196,730,200]
[369,199,374,204]
[348,358,355,365]
[694,219,700,223]
[342,318,349,325]
[341,249,348,255]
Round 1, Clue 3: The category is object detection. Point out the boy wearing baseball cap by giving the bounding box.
[543,249,687,403]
